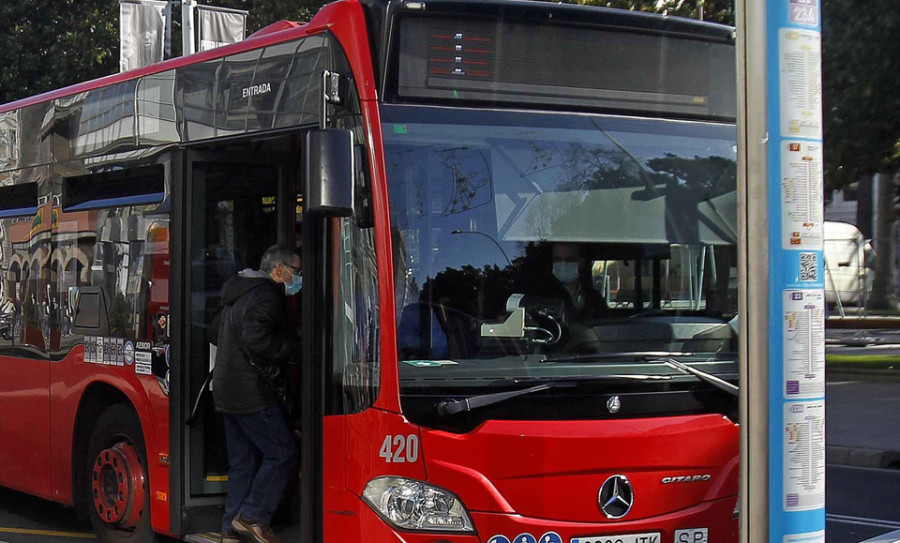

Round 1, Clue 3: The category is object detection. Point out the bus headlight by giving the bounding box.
[362,476,475,532]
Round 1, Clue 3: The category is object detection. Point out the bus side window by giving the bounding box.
[0,183,39,347]
[61,166,168,342]
[332,217,380,414]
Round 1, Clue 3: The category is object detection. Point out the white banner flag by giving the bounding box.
[120,0,167,72]
[198,6,248,52]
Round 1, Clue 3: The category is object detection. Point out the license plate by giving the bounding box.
[674,528,708,543]
[571,533,661,543]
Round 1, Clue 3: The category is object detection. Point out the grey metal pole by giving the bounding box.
[735,0,770,539]
[182,0,196,56]
[164,1,172,58]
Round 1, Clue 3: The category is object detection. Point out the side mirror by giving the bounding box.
[305,129,354,217]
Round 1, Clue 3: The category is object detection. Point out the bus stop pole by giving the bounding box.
[737,0,827,541]
[735,0,770,539]
[735,0,769,543]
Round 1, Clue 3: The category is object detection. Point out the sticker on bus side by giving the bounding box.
[116,338,125,366]
[102,337,112,365]
[84,336,98,363]
[83,337,133,367]
[135,341,153,375]
[124,341,135,365]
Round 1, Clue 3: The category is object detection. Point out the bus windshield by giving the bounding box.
[385,105,738,424]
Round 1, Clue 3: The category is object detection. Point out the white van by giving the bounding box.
[824,221,875,306]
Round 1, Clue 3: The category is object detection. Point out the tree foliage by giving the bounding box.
[555,0,734,26]
[0,0,329,105]
[0,0,120,104]
[821,0,900,309]
[822,0,900,188]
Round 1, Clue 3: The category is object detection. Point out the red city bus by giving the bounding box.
[0,1,740,541]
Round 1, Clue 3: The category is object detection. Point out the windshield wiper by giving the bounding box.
[437,382,559,417]
[540,351,739,397]
[655,356,739,397]
[435,374,672,417]
[540,350,701,363]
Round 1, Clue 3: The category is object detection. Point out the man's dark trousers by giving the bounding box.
[222,405,298,530]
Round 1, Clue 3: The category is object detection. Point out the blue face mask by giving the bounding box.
[284,274,302,296]
[553,261,579,283]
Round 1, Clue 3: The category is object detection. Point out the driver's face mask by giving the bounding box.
[552,261,579,283]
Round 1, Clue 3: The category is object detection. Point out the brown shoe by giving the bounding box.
[221,529,241,543]
[232,514,278,543]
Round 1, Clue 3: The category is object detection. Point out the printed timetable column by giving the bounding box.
[767,0,826,541]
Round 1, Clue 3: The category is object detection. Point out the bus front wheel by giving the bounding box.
[85,404,157,542]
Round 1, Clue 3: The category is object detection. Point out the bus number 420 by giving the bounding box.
[379,434,419,463]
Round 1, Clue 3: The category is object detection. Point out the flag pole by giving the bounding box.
[182,0,196,55]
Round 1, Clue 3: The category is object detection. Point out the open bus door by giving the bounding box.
[171,141,309,539]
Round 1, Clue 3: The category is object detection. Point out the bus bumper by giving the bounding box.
[467,495,738,543]
[332,492,737,543]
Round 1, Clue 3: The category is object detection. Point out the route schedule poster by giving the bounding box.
[782,290,825,399]
[783,401,826,511]
[779,29,822,140]
[781,141,824,250]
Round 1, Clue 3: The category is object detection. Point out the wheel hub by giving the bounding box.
[91,441,146,529]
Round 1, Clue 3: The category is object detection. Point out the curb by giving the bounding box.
[826,367,900,380]
[826,445,900,469]
[827,317,900,329]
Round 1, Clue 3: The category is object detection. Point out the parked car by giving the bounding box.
[824,221,874,306]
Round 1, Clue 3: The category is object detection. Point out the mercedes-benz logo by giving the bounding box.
[607,395,621,414]
[598,474,634,519]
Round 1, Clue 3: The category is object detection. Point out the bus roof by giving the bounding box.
[359,0,734,42]
[0,12,323,115]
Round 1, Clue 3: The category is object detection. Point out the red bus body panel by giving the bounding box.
[421,416,738,521]
[47,346,171,533]
[0,355,51,499]
[331,412,738,542]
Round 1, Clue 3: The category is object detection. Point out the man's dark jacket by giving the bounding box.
[212,270,299,414]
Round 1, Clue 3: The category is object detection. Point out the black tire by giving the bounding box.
[84,404,159,543]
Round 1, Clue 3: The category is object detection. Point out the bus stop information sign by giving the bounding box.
[766,0,826,541]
